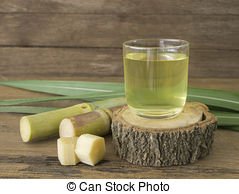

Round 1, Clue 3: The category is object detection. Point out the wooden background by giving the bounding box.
[0,0,239,178]
[0,0,238,79]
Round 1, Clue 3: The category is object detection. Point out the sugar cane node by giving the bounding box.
[111,102,217,167]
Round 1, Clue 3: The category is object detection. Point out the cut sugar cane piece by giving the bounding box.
[75,134,106,166]
[59,109,112,137]
[57,137,79,165]
[20,103,93,142]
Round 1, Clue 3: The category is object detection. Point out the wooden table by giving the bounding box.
[0,78,239,178]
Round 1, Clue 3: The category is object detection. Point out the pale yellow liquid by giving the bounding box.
[124,52,189,118]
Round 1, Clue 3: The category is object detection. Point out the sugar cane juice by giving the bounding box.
[124,52,189,118]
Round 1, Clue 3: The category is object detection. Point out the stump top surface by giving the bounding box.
[113,102,216,133]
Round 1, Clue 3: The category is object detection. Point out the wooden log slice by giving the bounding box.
[111,102,217,167]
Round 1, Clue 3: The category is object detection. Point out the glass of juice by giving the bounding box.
[123,39,189,118]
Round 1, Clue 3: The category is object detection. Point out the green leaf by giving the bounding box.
[212,111,239,126]
[0,106,57,114]
[93,97,126,109]
[0,92,125,106]
[0,80,124,96]
[1,80,238,112]
[222,126,239,131]
[207,106,238,113]
[0,97,126,114]
[188,88,239,111]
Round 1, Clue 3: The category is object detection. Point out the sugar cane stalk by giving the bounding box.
[20,97,126,142]
[59,109,112,138]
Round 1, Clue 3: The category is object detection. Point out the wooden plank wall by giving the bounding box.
[0,0,238,79]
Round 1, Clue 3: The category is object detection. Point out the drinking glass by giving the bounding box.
[123,39,189,118]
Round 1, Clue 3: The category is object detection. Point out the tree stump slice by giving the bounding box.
[111,102,217,167]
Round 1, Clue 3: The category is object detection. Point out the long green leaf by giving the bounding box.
[223,126,239,131]
[0,80,124,96]
[0,97,126,114]
[1,80,238,111]
[0,92,125,106]
[0,106,57,114]
[93,97,126,109]
[212,111,239,126]
[207,105,238,113]
[188,88,239,111]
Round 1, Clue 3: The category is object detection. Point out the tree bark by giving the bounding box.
[111,102,217,167]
